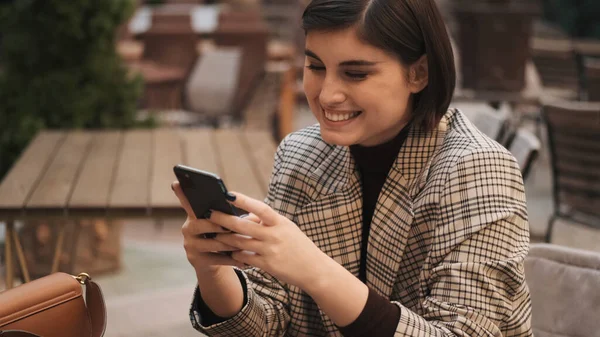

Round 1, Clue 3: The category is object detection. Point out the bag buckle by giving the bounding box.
[73,272,91,285]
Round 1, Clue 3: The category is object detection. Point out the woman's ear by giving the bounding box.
[408,55,429,93]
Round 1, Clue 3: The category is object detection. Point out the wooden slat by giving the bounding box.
[0,132,65,209]
[69,131,123,209]
[150,128,184,209]
[181,128,221,176]
[214,129,264,200]
[27,132,92,209]
[243,130,277,195]
[109,130,152,209]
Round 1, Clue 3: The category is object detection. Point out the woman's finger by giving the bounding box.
[240,212,261,223]
[209,211,267,240]
[183,218,230,236]
[185,236,239,253]
[228,192,279,226]
[193,252,246,269]
[172,181,196,219]
[230,250,262,269]
[215,233,265,254]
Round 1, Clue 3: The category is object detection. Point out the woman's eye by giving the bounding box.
[345,72,368,80]
[306,64,325,71]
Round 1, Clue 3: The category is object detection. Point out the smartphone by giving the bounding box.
[173,164,238,219]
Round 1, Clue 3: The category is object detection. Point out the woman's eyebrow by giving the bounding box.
[305,49,322,61]
[305,49,379,67]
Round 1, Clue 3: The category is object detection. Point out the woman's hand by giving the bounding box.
[172,181,245,275]
[208,192,331,291]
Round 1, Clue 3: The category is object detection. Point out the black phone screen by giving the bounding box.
[173,165,238,219]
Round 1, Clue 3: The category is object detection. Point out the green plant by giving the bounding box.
[145,0,166,6]
[0,0,152,178]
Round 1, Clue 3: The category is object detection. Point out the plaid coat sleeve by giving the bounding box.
[190,138,292,337]
[393,147,532,336]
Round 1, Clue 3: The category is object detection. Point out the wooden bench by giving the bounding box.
[0,128,277,289]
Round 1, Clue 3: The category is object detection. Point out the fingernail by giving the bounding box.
[203,210,212,219]
[225,192,236,202]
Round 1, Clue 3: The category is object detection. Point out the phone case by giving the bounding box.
[173,165,238,218]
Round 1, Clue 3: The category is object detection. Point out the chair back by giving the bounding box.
[142,12,199,73]
[507,128,540,181]
[525,243,600,337]
[261,2,304,42]
[543,101,600,219]
[585,58,600,102]
[219,10,262,24]
[531,38,580,97]
[214,20,269,117]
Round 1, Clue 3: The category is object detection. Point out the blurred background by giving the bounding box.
[0,0,598,336]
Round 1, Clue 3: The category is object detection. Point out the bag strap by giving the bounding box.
[0,274,107,337]
[85,278,107,337]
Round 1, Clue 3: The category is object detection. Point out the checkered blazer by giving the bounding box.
[192,108,533,336]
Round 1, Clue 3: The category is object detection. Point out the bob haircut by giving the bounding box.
[302,0,456,132]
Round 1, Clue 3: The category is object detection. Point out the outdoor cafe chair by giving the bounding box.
[542,100,600,243]
[585,57,600,102]
[506,127,541,181]
[531,37,580,100]
[525,243,600,337]
[137,12,199,110]
[467,103,512,143]
[214,20,269,119]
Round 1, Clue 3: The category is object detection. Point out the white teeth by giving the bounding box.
[324,110,360,122]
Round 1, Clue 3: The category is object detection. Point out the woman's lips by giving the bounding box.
[322,108,362,123]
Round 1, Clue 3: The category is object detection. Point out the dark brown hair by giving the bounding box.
[302,0,455,131]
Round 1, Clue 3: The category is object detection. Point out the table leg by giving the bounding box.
[154,218,164,232]
[4,221,14,289]
[67,221,82,274]
[11,225,30,283]
[51,223,66,273]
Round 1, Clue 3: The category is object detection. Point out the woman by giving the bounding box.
[172,0,533,335]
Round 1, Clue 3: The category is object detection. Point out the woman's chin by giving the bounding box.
[319,129,358,147]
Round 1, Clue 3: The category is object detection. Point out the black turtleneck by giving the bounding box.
[337,126,409,337]
[350,126,410,282]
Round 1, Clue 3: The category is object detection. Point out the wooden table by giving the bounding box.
[0,127,277,289]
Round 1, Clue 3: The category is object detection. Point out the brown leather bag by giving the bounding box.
[0,272,106,337]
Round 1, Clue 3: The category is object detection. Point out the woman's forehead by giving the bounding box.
[305,28,392,63]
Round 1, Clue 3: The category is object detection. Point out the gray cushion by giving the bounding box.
[525,244,600,337]
[185,47,241,117]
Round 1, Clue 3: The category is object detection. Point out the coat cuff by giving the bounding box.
[190,268,266,336]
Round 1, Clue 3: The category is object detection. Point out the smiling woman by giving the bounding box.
[303,27,427,146]
[176,1,534,336]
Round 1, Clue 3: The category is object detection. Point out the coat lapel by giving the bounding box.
[366,115,450,298]
[296,144,363,276]
[295,144,363,335]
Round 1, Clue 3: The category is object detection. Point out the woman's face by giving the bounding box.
[303,27,424,147]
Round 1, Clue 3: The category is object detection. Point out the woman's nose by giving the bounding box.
[319,76,346,106]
